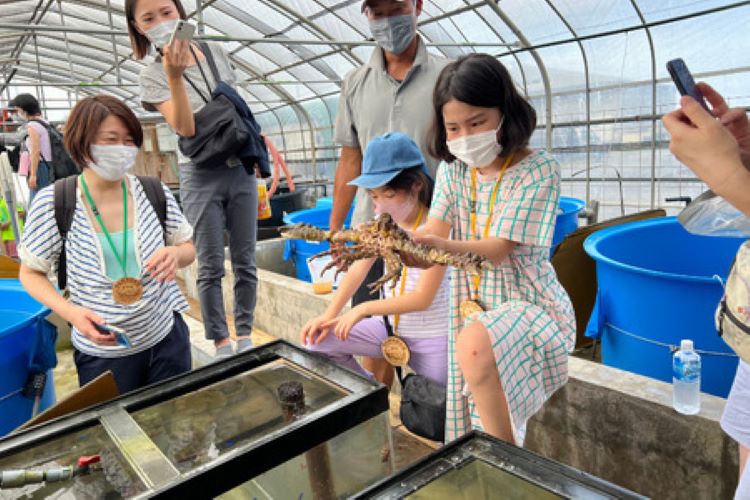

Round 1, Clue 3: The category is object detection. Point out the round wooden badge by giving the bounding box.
[381,337,410,367]
[460,299,485,321]
[112,278,144,305]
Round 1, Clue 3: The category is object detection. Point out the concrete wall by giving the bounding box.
[526,358,739,500]
[254,267,346,344]
[181,246,741,499]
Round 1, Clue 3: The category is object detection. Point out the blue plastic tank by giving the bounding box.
[584,217,742,397]
[315,197,334,209]
[0,279,56,435]
[552,196,586,252]
[283,207,353,282]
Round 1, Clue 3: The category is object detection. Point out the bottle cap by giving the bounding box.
[681,339,694,351]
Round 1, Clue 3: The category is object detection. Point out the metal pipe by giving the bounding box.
[56,0,78,98]
[0,0,55,96]
[628,0,658,209]
[33,35,48,113]
[485,0,553,150]
[105,0,122,85]
[195,0,205,36]
[494,1,750,58]
[544,0,593,204]
[0,24,518,47]
[561,177,704,184]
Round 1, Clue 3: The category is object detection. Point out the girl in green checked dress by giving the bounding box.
[414,54,575,445]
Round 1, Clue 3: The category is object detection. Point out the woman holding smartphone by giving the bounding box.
[127,0,258,358]
[664,81,750,500]
[19,95,195,394]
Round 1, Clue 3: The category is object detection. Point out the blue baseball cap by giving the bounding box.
[349,132,430,189]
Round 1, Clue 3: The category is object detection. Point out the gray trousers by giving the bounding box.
[180,163,258,341]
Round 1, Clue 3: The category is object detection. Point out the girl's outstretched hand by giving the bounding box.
[300,314,334,345]
[321,305,366,341]
[403,229,447,269]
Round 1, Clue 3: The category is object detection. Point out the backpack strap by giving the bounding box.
[137,176,168,245]
[54,176,168,291]
[198,42,222,87]
[53,176,78,291]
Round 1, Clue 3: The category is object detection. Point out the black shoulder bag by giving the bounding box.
[178,42,250,169]
[383,315,446,442]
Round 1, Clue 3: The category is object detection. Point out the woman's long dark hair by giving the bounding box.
[429,53,537,162]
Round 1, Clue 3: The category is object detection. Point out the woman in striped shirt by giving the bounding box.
[19,95,196,394]
[301,132,449,388]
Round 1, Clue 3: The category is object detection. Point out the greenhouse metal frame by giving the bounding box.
[1,0,749,218]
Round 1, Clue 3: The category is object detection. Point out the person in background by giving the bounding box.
[0,196,24,258]
[415,54,575,445]
[663,82,750,500]
[128,0,258,358]
[9,94,52,201]
[301,132,449,389]
[19,95,195,394]
[330,0,449,386]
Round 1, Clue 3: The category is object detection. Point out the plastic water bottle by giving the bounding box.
[673,339,701,415]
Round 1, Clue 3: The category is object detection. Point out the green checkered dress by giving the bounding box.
[429,150,576,444]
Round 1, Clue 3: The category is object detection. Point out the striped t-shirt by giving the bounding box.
[382,259,450,338]
[20,175,193,358]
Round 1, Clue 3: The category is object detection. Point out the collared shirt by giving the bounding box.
[20,176,193,358]
[334,37,450,225]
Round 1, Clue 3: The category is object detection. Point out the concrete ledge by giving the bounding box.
[526,357,738,499]
[254,268,347,345]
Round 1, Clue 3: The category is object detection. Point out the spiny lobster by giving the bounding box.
[280,213,488,293]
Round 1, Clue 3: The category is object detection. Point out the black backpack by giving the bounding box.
[1,142,21,173]
[29,119,80,181]
[54,175,167,290]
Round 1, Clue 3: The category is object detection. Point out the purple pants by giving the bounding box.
[305,317,448,386]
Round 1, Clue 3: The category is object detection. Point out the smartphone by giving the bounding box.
[666,58,709,111]
[168,20,195,47]
[95,324,132,348]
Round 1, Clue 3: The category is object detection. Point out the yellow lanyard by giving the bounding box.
[393,204,425,335]
[469,154,514,301]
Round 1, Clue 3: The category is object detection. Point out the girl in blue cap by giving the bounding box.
[300,132,450,388]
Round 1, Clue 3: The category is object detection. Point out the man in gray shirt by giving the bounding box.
[330,0,449,384]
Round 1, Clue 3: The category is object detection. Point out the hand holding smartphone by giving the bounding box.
[666,58,710,111]
[95,324,132,348]
[168,20,195,47]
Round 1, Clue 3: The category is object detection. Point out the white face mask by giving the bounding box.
[88,144,139,181]
[145,19,179,48]
[14,110,28,123]
[446,118,505,168]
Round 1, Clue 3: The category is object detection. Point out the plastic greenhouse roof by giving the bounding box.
[1,0,749,218]
[1,1,747,117]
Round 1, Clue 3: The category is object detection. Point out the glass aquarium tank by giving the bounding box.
[0,341,392,498]
[353,431,646,500]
